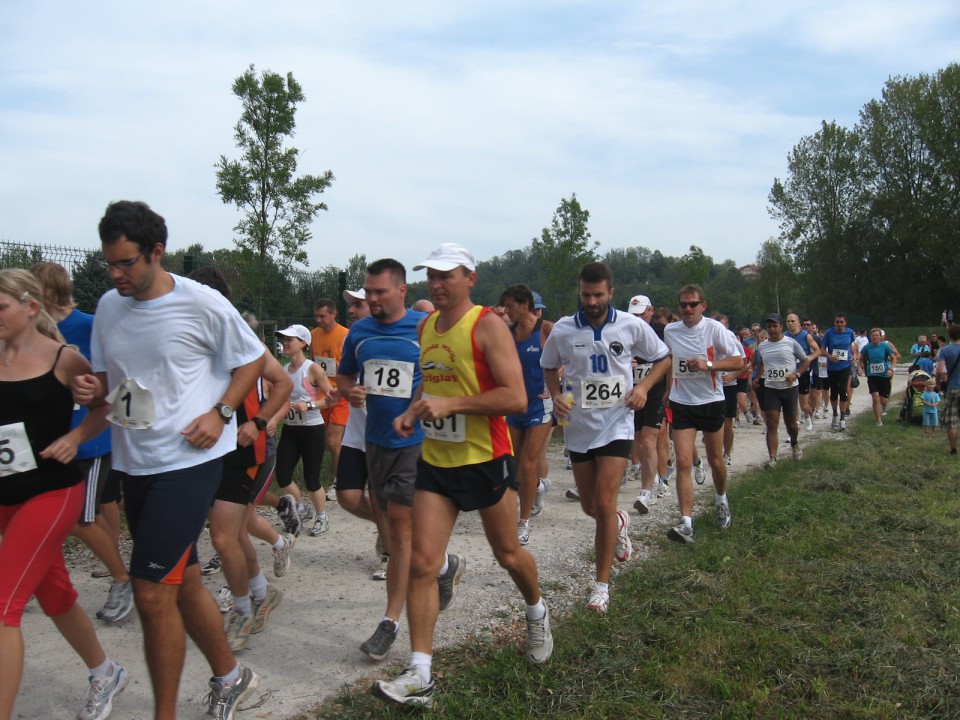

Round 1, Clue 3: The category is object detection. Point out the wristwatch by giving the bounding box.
[706,360,714,371]
[214,403,234,423]
[307,401,317,411]
[252,416,268,431]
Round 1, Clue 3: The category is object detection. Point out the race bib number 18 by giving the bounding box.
[0,422,38,478]
[364,359,414,398]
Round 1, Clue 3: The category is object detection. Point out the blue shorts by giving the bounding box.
[118,458,222,585]
[507,405,552,430]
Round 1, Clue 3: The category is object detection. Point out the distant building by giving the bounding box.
[738,264,760,280]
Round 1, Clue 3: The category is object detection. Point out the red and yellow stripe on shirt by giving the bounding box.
[418,305,513,468]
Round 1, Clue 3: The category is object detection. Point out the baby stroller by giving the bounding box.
[899,369,933,424]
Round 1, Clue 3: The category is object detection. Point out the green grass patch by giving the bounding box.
[307,411,960,719]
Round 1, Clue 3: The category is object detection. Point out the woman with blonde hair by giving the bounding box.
[0,268,128,720]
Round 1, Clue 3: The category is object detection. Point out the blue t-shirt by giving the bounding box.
[822,327,856,371]
[861,341,895,377]
[338,309,427,448]
[939,344,960,390]
[58,308,111,460]
[920,391,941,413]
[918,357,934,375]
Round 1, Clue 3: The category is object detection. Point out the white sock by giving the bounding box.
[594,581,609,593]
[716,493,728,505]
[249,572,268,601]
[525,599,546,621]
[89,658,115,679]
[537,478,547,492]
[410,652,432,682]
[233,594,252,617]
[297,503,307,514]
[218,663,242,686]
[682,515,693,528]
[273,536,286,551]
[437,554,449,578]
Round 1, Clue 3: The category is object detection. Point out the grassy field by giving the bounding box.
[302,407,959,719]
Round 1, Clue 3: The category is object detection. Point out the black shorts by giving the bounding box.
[415,455,517,512]
[78,452,112,522]
[216,464,256,505]
[828,368,851,402]
[759,386,800,417]
[569,439,633,464]
[736,378,750,394]
[367,443,420,510]
[100,467,123,505]
[251,455,274,505]
[119,458,222,584]
[722,385,738,419]
[669,400,725,434]
[276,424,326,492]
[632,393,665,431]
[797,371,811,395]
[335,445,368,492]
[866,376,892,398]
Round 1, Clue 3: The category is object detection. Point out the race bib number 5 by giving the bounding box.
[364,359,414,398]
[580,377,624,408]
[0,422,38,478]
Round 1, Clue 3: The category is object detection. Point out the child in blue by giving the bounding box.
[920,380,941,436]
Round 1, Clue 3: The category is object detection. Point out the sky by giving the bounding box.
[1,1,957,274]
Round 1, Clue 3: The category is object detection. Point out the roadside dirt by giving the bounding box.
[18,372,908,719]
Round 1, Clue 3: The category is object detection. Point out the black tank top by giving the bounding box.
[0,345,82,505]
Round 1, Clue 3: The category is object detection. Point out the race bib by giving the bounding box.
[105,378,156,430]
[765,366,792,383]
[364,358,414,398]
[673,356,704,379]
[580,376,624,408]
[869,362,886,375]
[0,422,38,478]
[422,414,466,443]
[313,355,337,376]
[832,348,849,361]
[632,363,653,385]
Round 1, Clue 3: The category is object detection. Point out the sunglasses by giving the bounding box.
[678,301,702,309]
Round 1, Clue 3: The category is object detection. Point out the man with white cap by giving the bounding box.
[625,294,669,515]
[375,243,553,708]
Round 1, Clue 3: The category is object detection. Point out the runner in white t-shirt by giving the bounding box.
[542,263,669,612]
[752,313,812,468]
[662,285,744,544]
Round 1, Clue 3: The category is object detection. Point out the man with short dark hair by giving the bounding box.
[820,312,858,430]
[74,200,266,720]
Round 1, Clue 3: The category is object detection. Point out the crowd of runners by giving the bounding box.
[3,199,959,718]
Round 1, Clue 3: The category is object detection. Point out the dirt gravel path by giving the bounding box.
[18,371,908,719]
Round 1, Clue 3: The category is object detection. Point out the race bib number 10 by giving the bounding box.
[0,422,38,478]
[580,377,624,408]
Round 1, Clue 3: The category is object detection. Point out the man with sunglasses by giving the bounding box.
[662,285,744,544]
[820,313,859,431]
[74,201,267,719]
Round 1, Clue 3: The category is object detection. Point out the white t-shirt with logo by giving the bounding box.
[755,336,806,390]
[92,274,265,475]
[664,316,744,406]
[541,308,669,453]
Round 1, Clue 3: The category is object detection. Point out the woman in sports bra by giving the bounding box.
[0,268,128,720]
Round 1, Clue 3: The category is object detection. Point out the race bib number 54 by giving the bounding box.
[0,422,38,478]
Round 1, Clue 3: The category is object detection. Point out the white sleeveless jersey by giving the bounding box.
[284,359,324,427]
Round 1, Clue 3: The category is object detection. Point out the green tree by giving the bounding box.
[71,252,114,313]
[531,194,599,315]
[676,245,714,287]
[215,64,335,315]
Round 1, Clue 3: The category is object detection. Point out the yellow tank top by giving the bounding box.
[419,305,513,467]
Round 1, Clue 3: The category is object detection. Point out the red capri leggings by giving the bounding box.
[0,484,83,627]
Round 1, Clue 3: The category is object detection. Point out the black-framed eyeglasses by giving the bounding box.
[98,247,150,270]
[678,301,702,309]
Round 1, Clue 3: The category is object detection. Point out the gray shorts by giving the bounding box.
[366,443,421,511]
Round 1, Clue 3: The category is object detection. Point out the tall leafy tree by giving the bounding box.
[215,64,335,315]
[531,193,599,315]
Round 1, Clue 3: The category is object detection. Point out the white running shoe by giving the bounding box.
[565,486,580,501]
[531,477,551,516]
[633,489,654,515]
[215,586,234,614]
[667,522,694,543]
[614,510,632,562]
[372,667,435,708]
[586,585,610,613]
[693,461,706,486]
[525,601,554,663]
[517,521,531,546]
[717,501,732,529]
[77,663,129,720]
[764,456,778,469]
[805,416,814,432]
[273,533,295,577]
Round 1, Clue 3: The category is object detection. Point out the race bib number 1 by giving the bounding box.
[0,422,38,478]
[364,359,414,398]
[105,378,156,430]
[580,377,624,408]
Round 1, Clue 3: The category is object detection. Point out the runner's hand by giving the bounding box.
[182,409,225,449]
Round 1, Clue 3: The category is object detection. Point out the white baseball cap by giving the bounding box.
[343,288,366,303]
[628,294,652,314]
[275,324,311,345]
[413,243,477,272]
